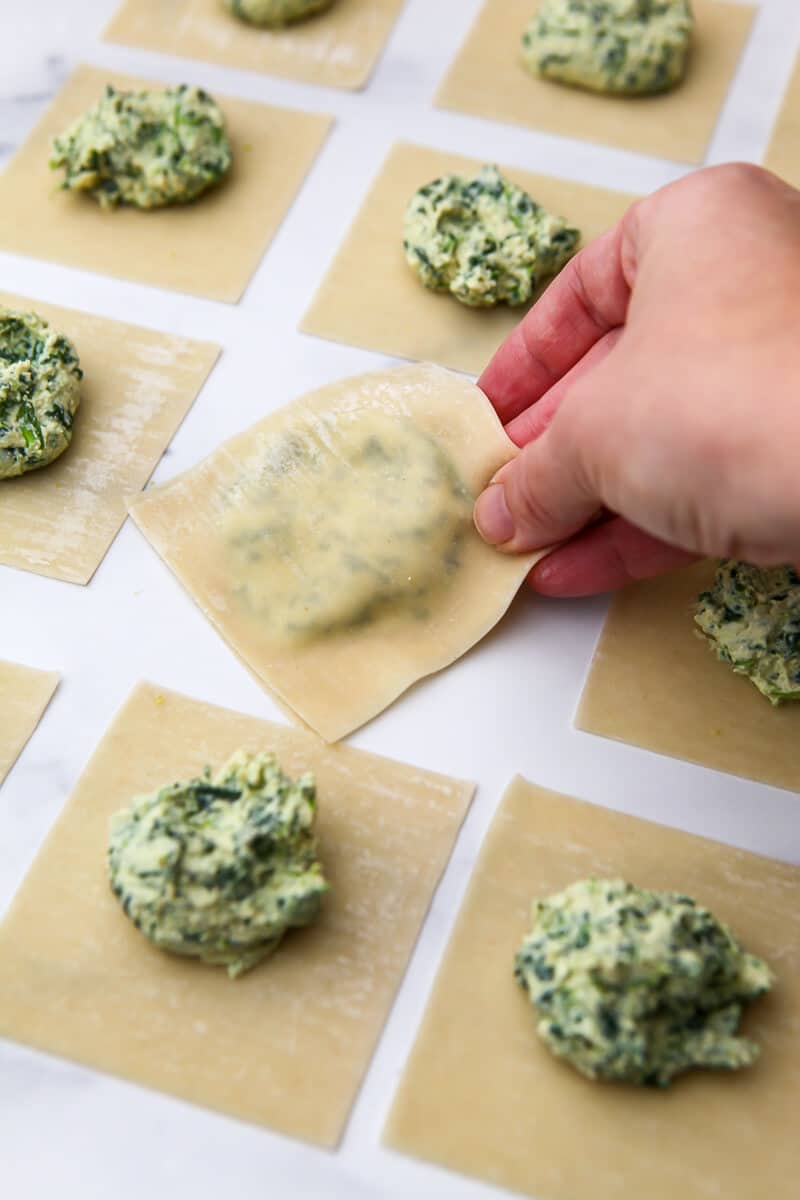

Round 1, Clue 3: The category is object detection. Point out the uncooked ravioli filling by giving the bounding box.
[403,164,579,308]
[515,877,774,1086]
[219,410,474,641]
[109,749,328,977]
[50,83,232,210]
[521,0,694,96]
[224,0,335,26]
[0,307,82,480]
[695,560,800,704]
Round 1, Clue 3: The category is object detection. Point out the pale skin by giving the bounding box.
[473,164,800,596]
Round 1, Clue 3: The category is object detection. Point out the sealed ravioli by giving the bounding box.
[130,364,545,741]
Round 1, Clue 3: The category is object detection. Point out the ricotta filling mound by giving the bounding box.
[521,0,694,96]
[223,0,335,26]
[515,878,774,1086]
[695,560,800,704]
[50,84,232,210]
[403,164,579,308]
[109,749,329,978]
[0,307,82,481]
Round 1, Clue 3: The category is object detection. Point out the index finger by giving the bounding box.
[478,217,634,425]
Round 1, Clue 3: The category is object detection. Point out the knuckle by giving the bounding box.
[708,161,773,195]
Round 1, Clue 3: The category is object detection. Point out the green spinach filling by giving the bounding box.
[403,164,579,308]
[224,0,335,26]
[515,878,773,1086]
[695,560,800,704]
[50,84,232,210]
[522,0,694,96]
[109,750,328,978]
[0,307,82,481]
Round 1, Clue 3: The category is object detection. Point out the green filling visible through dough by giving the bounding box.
[403,164,579,308]
[221,410,474,642]
[50,84,232,210]
[521,0,694,96]
[224,0,335,26]
[0,307,82,481]
[109,750,329,978]
[514,878,773,1087]
[695,560,800,704]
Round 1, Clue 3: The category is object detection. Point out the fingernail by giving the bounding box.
[474,483,515,545]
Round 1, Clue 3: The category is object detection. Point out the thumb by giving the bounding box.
[474,415,603,553]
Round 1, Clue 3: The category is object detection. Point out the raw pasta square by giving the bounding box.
[576,562,800,793]
[300,141,636,376]
[0,291,219,585]
[764,52,800,187]
[0,66,332,302]
[0,681,474,1148]
[130,363,546,742]
[385,776,800,1200]
[104,0,405,92]
[436,0,755,164]
[0,661,58,788]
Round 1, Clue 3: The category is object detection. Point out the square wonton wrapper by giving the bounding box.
[0,661,59,788]
[104,0,405,92]
[0,291,219,584]
[764,52,800,187]
[130,363,544,742]
[576,562,800,793]
[435,0,755,164]
[0,66,332,303]
[301,142,636,377]
[0,681,474,1147]
[385,776,800,1200]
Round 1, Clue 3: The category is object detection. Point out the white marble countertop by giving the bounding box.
[2,2,800,1197]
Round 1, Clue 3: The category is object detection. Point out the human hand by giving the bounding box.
[473,164,800,596]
